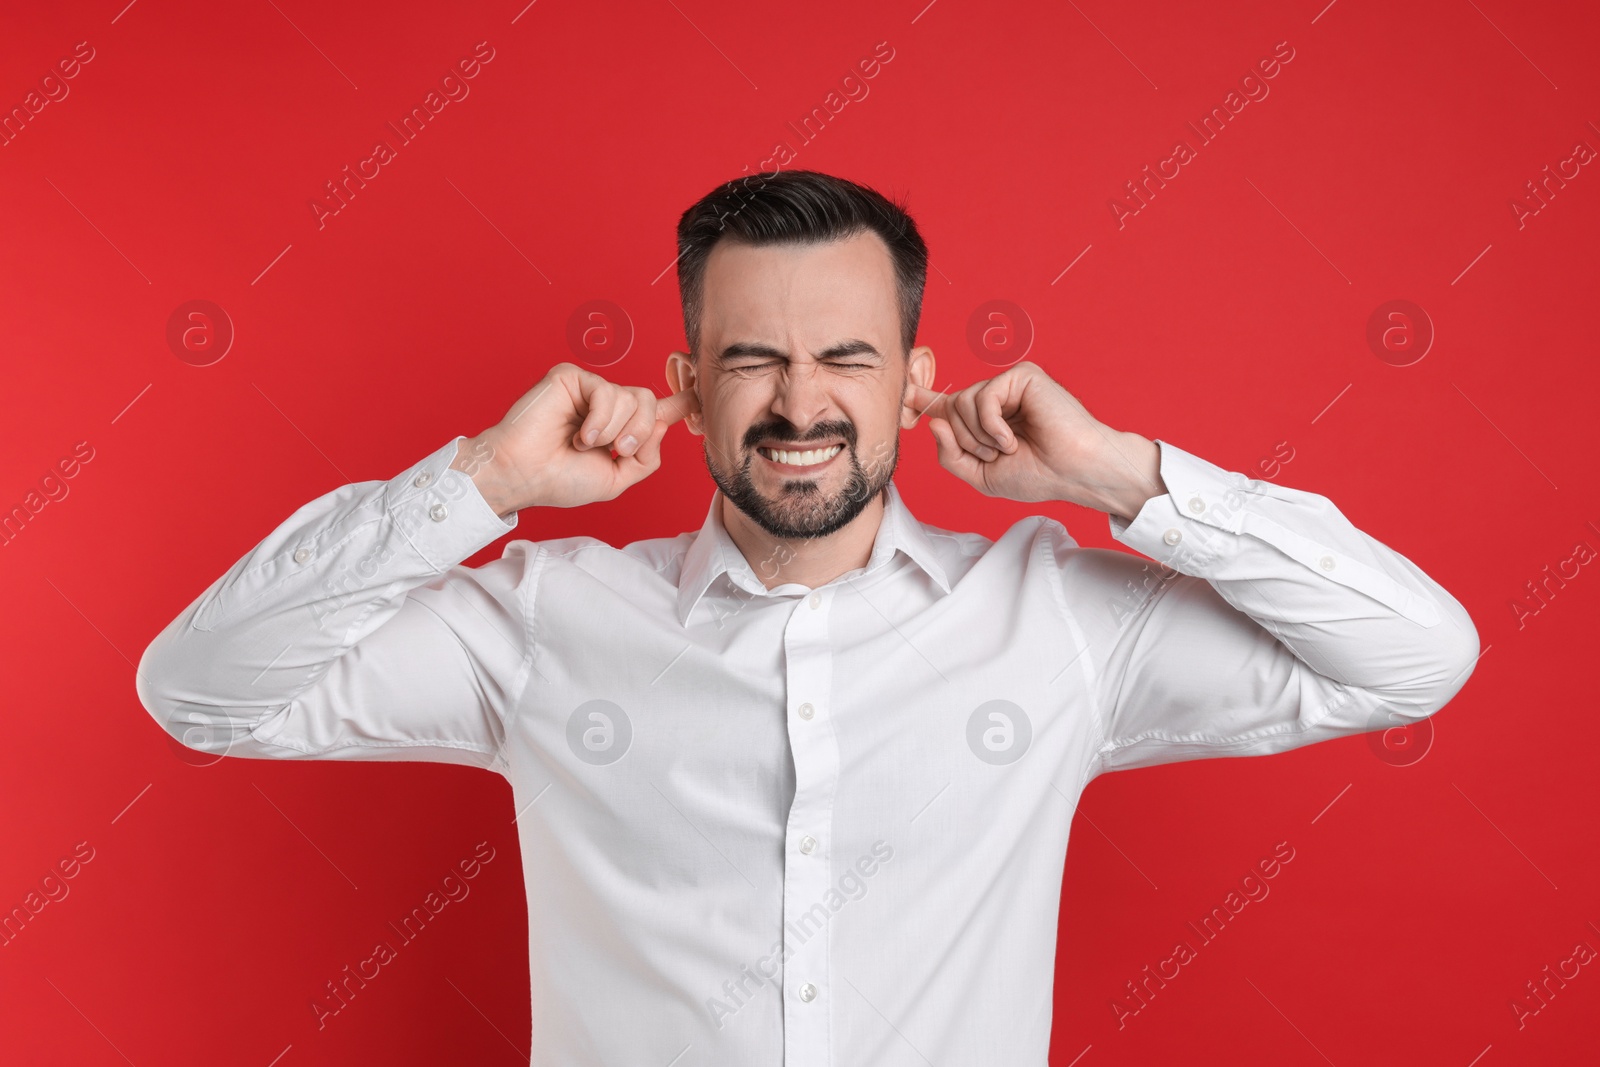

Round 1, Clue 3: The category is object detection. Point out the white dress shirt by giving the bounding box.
[137,434,1479,1065]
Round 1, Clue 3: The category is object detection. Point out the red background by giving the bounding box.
[2,0,1597,1063]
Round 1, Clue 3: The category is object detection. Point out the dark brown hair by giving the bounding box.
[674,170,928,356]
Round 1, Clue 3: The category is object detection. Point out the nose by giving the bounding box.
[768,362,833,440]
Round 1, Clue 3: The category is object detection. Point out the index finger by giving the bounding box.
[905,382,953,422]
[654,386,701,427]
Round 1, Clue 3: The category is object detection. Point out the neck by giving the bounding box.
[720,487,888,591]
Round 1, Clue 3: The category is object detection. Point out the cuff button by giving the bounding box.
[1163,529,1183,545]
[414,471,433,488]
[430,503,449,522]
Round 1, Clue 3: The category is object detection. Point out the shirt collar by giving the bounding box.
[675,481,952,626]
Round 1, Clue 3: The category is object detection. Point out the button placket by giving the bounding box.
[781,592,838,1062]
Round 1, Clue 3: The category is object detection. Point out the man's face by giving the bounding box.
[668,231,932,541]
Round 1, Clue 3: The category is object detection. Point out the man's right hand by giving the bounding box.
[451,362,700,516]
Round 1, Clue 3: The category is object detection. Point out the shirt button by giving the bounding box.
[797,703,815,721]
[808,592,821,609]
[293,547,313,564]
[1319,555,1336,570]
[1162,529,1182,546]
[429,503,448,522]
[414,471,433,488]
[799,983,818,1003]
[1187,497,1206,514]
[799,835,817,855]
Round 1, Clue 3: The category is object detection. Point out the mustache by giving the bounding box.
[742,422,857,449]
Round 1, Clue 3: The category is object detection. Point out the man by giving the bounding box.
[138,170,1479,1064]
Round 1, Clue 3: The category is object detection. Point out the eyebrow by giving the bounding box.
[714,339,883,365]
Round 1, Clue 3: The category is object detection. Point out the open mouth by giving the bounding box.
[757,443,844,470]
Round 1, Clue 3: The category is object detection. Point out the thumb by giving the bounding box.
[655,386,700,428]
[613,415,670,489]
[905,382,949,423]
[631,413,670,468]
[927,416,980,483]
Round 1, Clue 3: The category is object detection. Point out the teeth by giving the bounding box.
[760,444,843,467]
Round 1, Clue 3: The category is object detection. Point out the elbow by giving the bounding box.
[1408,597,1481,721]
[135,630,245,759]
[136,631,200,752]
[1436,594,1481,707]
[135,630,179,736]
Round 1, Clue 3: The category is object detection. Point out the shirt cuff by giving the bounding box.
[1107,439,1249,572]
[383,436,518,572]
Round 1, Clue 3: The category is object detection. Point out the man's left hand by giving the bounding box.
[906,362,1165,521]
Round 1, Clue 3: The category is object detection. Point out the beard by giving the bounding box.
[705,429,898,541]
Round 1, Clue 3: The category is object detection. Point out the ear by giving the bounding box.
[899,345,936,430]
[665,350,704,436]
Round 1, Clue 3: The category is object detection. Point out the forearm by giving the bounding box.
[1108,440,1480,708]
[1071,439,1480,774]
[137,437,515,751]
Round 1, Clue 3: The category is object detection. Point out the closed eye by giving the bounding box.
[729,361,875,371]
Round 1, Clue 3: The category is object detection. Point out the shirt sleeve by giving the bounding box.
[1054,439,1481,777]
[135,436,537,776]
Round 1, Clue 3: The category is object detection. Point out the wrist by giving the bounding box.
[1075,431,1166,522]
[451,432,523,518]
